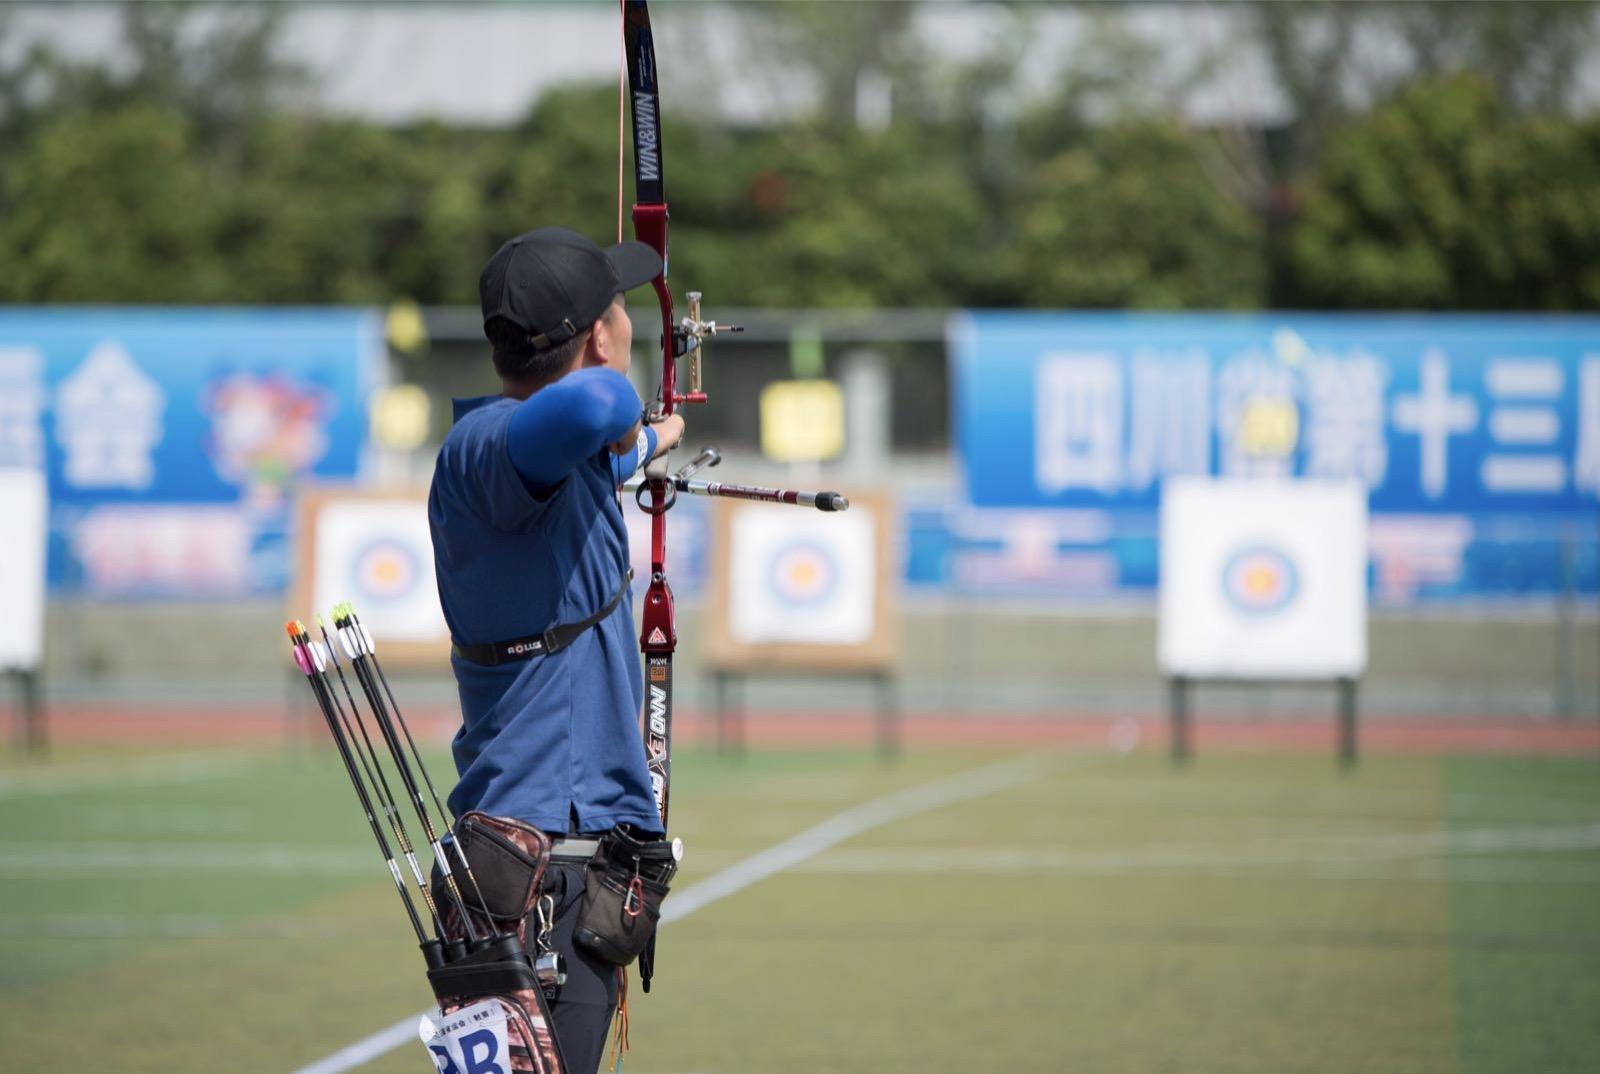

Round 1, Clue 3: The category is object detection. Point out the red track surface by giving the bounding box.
[13,704,1600,756]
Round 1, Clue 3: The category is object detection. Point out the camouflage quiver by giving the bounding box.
[422,812,564,1074]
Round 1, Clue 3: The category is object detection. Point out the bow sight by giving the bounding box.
[663,291,739,405]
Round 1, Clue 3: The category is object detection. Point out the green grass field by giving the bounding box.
[2,740,1598,1073]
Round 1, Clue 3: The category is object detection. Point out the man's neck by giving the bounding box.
[501,356,596,402]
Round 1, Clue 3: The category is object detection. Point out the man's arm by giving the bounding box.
[505,368,642,492]
[610,426,658,485]
[609,413,686,485]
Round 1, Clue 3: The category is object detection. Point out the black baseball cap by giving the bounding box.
[479,227,661,352]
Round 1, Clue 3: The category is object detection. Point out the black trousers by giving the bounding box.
[541,859,619,1074]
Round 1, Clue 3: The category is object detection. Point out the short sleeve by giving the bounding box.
[441,402,564,534]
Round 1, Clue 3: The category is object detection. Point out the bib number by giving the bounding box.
[419,1000,511,1074]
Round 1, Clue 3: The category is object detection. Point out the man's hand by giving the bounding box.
[607,413,685,459]
[648,413,685,459]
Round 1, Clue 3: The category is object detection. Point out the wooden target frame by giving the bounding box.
[289,485,449,669]
[704,488,897,673]
[703,487,900,755]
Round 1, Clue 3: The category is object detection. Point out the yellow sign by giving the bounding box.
[385,300,428,354]
[759,379,844,462]
[1237,397,1299,458]
[370,384,432,452]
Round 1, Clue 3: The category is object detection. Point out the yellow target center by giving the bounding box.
[1243,566,1276,596]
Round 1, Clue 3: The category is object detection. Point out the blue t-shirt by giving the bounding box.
[428,379,661,835]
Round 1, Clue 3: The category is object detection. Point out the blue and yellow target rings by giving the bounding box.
[1221,545,1299,615]
[767,540,838,608]
[352,539,420,602]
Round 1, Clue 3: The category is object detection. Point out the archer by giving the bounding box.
[427,225,684,1074]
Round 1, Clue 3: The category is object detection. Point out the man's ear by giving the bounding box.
[585,315,614,367]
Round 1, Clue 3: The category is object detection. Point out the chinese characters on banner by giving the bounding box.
[953,313,1600,602]
[0,309,382,597]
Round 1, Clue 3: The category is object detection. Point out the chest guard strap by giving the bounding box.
[452,569,633,667]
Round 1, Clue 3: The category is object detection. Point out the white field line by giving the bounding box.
[788,821,1600,875]
[776,827,1600,884]
[0,751,258,798]
[0,915,353,939]
[1055,776,1600,822]
[287,749,1073,1074]
[0,843,371,876]
[8,818,1599,882]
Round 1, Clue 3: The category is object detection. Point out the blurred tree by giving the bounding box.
[1208,0,1597,303]
[219,119,413,304]
[0,1,308,302]
[736,124,990,307]
[489,87,626,261]
[1,0,1595,314]
[755,0,917,133]
[4,2,297,152]
[1011,121,1266,309]
[1388,0,1598,113]
[0,105,224,302]
[1288,74,1600,309]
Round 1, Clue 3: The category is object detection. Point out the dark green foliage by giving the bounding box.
[1288,74,1600,309]
[1,3,1597,315]
[1012,122,1266,309]
[0,105,223,302]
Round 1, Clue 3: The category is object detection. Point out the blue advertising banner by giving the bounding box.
[953,312,1600,515]
[950,313,1600,604]
[0,308,382,597]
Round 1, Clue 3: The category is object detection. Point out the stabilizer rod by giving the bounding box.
[627,445,849,512]
[674,478,848,512]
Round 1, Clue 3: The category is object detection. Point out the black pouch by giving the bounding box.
[572,825,676,965]
[432,811,553,946]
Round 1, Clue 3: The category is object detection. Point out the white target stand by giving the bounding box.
[703,489,900,760]
[1158,478,1368,769]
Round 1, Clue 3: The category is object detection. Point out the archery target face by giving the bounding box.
[769,541,839,607]
[1220,545,1298,615]
[310,498,447,643]
[353,538,422,601]
[1159,477,1366,679]
[729,505,875,645]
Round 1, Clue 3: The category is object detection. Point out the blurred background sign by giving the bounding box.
[0,468,48,670]
[759,379,845,462]
[954,312,1600,514]
[0,309,383,598]
[370,384,432,454]
[945,312,1600,605]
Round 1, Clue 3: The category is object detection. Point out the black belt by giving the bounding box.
[548,837,602,860]
[452,570,633,668]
